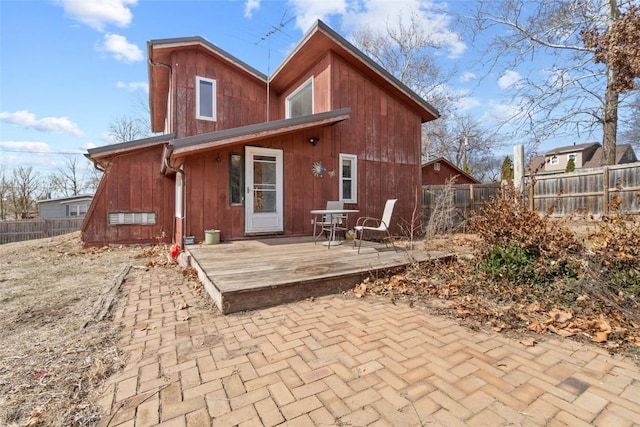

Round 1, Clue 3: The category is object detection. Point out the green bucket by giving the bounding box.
[204,229,220,245]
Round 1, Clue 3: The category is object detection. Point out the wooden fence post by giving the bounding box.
[603,166,609,215]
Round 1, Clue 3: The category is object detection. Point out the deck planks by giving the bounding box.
[186,237,445,314]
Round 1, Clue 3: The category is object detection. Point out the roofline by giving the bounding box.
[421,157,480,183]
[271,20,440,121]
[37,194,94,204]
[544,142,600,155]
[147,36,267,82]
[86,133,175,159]
[170,108,351,156]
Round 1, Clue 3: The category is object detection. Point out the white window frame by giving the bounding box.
[285,77,314,119]
[568,153,577,162]
[339,153,358,203]
[434,162,441,171]
[550,155,559,165]
[196,76,217,121]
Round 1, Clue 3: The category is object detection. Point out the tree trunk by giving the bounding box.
[602,0,620,166]
[602,70,618,166]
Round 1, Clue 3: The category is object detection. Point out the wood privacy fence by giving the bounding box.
[529,163,640,216]
[0,217,84,245]
[422,183,501,229]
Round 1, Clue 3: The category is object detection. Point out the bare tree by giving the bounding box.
[620,94,640,152]
[470,0,637,165]
[0,168,10,220]
[107,115,147,143]
[10,166,41,219]
[49,156,85,197]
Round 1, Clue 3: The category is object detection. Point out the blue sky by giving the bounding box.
[0,0,553,175]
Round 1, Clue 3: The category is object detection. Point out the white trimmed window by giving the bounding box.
[339,154,357,203]
[568,153,577,162]
[196,76,216,121]
[550,155,559,165]
[67,204,88,217]
[108,212,157,225]
[286,77,313,118]
[434,162,441,171]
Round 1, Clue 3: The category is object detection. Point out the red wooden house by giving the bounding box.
[421,157,480,185]
[82,20,439,247]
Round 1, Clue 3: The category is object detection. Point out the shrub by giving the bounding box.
[469,183,583,287]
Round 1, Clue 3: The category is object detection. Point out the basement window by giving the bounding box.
[108,212,157,225]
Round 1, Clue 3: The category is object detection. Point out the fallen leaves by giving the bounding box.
[350,253,640,356]
[520,337,536,347]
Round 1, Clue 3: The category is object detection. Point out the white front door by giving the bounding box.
[245,146,284,234]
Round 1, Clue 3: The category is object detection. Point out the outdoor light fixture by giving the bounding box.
[309,137,320,146]
[216,154,222,163]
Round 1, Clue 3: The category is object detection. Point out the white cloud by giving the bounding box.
[456,96,481,111]
[483,101,523,123]
[498,70,521,89]
[116,81,149,93]
[57,0,137,31]
[338,0,466,58]
[101,132,118,144]
[244,0,260,18]
[0,141,52,154]
[459,72,476,83]
[99,33,143,63]
[288,0,348,32]
[0,111,84,137]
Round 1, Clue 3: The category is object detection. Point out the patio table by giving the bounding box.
[310,209,359,248]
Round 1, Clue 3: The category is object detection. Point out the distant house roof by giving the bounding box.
[544,142,598,156]
[37,194,93,204]
[421,157,480,184]
[529,142,638,174]
[583,143,637,168]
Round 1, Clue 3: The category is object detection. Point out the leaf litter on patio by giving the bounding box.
[349,222,640,365]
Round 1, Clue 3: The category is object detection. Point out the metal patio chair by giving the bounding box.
[353,199,397,253]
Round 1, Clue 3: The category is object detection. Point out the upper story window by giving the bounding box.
[434,162,441,172]
[339,153,358,203]
[550,155,559,165]
[286,77,313,119]
[196,76,216,121]
[568,153,577,162]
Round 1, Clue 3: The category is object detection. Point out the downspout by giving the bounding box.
[84,153,105,173]
[163,147,186,249]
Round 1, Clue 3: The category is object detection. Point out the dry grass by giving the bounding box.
[0,232,163,426]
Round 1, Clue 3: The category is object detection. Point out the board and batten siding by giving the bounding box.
[170,49,267,139]
[81,145,175,247]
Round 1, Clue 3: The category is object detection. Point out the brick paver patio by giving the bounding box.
[96,267,640,426]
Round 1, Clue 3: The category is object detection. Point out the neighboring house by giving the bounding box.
[82,20,440,247]
[421,157,480,185]
[37,194,93,219]
[529,142,638,174]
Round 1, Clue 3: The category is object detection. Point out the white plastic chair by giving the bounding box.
[313,201,344,244]
[353,199,397,253]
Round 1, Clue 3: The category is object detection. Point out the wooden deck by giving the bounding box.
[186,237,450,314]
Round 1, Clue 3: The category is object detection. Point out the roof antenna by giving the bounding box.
[256,10,294,122]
